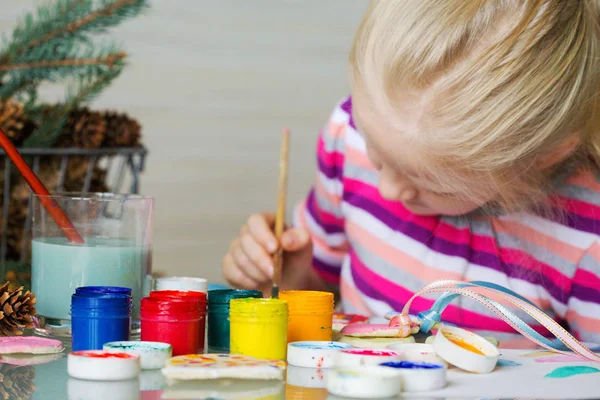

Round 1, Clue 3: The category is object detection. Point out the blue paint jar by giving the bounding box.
[76,286,132,296]
[71,287,132,351]
[207,289,262,352]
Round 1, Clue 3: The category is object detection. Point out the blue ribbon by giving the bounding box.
[386,281,600,353]
[415,281,577,352]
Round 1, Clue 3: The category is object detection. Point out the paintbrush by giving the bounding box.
[271,128,290,299]
[0,127,84,244]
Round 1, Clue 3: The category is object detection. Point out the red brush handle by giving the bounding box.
[0,128,85,244]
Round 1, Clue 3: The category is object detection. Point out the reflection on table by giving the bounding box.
[0,362,37,399]
[5,346,596,400]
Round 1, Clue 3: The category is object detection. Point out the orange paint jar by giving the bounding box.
[279,290,334,343]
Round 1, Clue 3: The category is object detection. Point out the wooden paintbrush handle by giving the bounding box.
[0,128,85,244]
[273,128,290,284]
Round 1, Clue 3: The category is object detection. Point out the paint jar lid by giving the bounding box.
[76,286,132,296]
[71,292,132,317]
[229,298,288,319]
[208,289,262,305]
[150,290,207,308]
[334,348,402,368]
[103,341,172,370]
[432,324,499,374]
[379,360,447,392]
[279,291,334,315]
[155,277,208,293]
[67,350,140,381]
[385,343,448,366]
[287,341,352,369]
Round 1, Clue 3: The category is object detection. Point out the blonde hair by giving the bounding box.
[350,0,600,211]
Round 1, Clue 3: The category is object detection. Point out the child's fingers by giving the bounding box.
[281,228,311,252]
[247,213,278,253]
[240,233,274,278]
[222,253,261,290]
[232,243,271,284]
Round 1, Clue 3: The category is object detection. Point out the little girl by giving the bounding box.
[222,1,600,346]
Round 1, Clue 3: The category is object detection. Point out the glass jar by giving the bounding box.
[207,289,262,352]
[71,287,132,351]
[140,292,205,356]
[229,298,288,360]
[279,290,334,343]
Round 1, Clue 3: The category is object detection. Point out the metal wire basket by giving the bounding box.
[0,146,148,286]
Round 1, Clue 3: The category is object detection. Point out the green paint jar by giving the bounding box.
[207,289,262,352]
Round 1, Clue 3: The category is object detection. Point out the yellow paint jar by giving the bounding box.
[229,298,288,360]
[279,290,334,343]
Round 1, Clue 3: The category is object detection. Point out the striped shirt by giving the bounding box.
[294,96,600,348]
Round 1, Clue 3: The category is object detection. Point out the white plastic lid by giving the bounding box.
[432,324,499,373]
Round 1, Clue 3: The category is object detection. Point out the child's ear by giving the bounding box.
[538,134,580,169]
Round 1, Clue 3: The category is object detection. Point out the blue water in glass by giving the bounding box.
[32,237,145,336]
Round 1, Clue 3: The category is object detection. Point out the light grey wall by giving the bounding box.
[1,1,367,284]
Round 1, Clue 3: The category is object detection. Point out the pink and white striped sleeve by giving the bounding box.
[566,240,600,343]
[293,98,351,286]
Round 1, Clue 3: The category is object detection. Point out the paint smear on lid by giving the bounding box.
[105,341,171,351]
[71,351,136,359]
[443,332,485,356]
[291,342,350,349]
[342,349,397,356]
[545,366,600,378]
[380,361,443,369]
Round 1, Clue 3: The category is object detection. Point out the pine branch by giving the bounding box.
[0,52,126,72]
[0,0,147,65]
[1,40,126,92]
[23,64,123,148]
[22,86,39,112]
[0,0,147,148]
[0,79,30,100]
[0,0,90,65]
[8,80,39,110]
[28,0,138,51]
[69,62,124,107]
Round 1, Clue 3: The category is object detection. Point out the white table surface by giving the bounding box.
[7,347,596,399]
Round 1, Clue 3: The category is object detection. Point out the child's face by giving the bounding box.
[352,86,495,216]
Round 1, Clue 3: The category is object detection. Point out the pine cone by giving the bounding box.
[103,111,141,147]
[3,202,27,261]
[0,98,36,147]
[0,364,35,400]
[65,107,106,149]
[65,156,90,183]
[90,166,109,193]
[0,282,36,336]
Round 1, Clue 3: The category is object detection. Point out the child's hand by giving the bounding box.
[222,212,312,292]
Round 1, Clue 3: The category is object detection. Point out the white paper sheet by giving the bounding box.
[404,349,600,399]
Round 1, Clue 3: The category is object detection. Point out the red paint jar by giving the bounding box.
[140,291,206,356]
[149,290,205,302]
[149,290,207,353]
